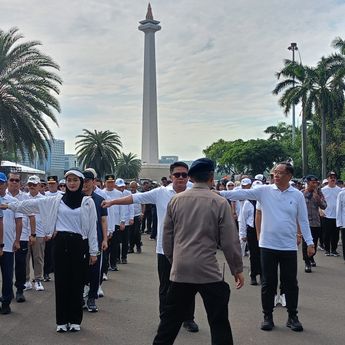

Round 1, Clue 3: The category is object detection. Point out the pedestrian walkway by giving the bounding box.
[0,237,344,345]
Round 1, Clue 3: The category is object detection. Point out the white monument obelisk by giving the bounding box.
[139,3,161,164]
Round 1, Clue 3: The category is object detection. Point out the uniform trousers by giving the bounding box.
[113,226,129,261]
[129,215,142,251]
[15,240,28,293]
[260,248,298,317]
[54,232,84,325]
[302,227,320,265]
[152,281,232,345]
[0,251,14,305]
[322,217,339,253]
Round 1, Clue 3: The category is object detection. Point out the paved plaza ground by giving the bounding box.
[0,236,344,345]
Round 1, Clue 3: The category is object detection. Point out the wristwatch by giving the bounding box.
[30,234,36,237]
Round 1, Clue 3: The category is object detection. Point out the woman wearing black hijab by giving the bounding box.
[1,169,98,332]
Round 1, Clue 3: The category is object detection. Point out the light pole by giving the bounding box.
[288,43,298,143]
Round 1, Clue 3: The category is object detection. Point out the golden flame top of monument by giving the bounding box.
[146,3,154,20]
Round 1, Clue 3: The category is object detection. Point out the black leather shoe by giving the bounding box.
[16,291,26,303]
[304,265,312,273]
[261,315,274,331]
[286,315,303,332]
[0,303,11,314]
[250,277,258,285]
[310,260,316,267]
[183,320,199,333]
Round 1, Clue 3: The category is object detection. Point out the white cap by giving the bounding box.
[322,178,328,184]
[226,181,235,187]
[85,168,97,178]
[27,175,40,185]
[64,170,84,179]
[59,179,66,185]
[252,180,263,188]
[115,178,126,187]
[241,178,252,186]
[254,174,264,181]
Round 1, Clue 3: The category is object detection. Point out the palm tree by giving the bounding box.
[264,122,293,141]
[115,152,142,179]
[0,27,62,163]
[273,60,311,175]
[75,129,122,178]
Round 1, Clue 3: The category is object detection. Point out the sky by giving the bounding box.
[1,0,345,160]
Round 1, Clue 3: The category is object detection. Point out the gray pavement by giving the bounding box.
[0,236,344,345]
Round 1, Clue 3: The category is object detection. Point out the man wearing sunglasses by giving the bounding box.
[102,161,199,333]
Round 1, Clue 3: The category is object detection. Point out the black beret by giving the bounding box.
[105,174,115,181]
[188,158,215,176]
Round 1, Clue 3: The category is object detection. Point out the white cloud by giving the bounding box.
[1,0,345,159]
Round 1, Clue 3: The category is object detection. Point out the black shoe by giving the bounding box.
[183,320,199,332]
[310,260,316,267]
[121,258,127,264]
[127,248,134,254]
[261,315,274,331]
[109,265,118,271]
[250,277,258,286]
[16,291,26,303]
[286,315,303,332]
[43,274,51,282]
[87,298,99,313]
[137,246,142,254]
[304,265,312,273]
[331,251,340,257]
[325,251,331,256]
[0,303,11,314]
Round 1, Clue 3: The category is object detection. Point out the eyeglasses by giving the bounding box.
[27,183,38,187]
[172,172,188,178]
[272,171,288,176]
[9,178,20,182]
[59,184,66,187]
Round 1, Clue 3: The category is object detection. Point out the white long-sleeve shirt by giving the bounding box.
[220,184,313,250]
[336,190,345,227]
[103,189,123,231]
[238,200,254,239]
[7,194,98,256]
[322,185,342,219]
[120,189,134,225]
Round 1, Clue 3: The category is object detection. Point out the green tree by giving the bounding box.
[115,152,142,179]
[0,27,62,162]
[75,129,122,178]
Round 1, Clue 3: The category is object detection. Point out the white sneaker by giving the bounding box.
[102,273,108,281]
[98,286,104,298]
[34,281,44,291]
[83,285,90,299]
[280,293,286,307]
[24,281,33,291]
[56,324,68,333]
[69,324,81,332]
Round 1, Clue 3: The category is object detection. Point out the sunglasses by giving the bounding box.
[27,183,38,187]
[172,172,188,178]
[9,178,20,182]
[59,184,66,187]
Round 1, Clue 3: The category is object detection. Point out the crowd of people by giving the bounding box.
[0,160,344,344]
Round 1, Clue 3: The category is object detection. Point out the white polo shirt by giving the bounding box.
[322,185,342,219]
[6,190,26,240]
[103,188,123,231]
[132,185,181,254]
[2,194,22,252]
[27,192,46,237]
[221,184,313,250]
[238,200,254,239]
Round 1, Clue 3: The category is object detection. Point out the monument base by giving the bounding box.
[139,163,170,183]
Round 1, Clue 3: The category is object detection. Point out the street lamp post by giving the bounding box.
[288,43,298,143]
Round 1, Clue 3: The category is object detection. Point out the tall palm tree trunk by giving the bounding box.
[320,105,327,179]
[301,104,308,176]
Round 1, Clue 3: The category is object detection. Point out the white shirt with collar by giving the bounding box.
[238,200,254,239]
[132,185,181,254]
[103,188,123,231]
[6,190,26,240]
[1,194,22,252]
[322,185,342,219]
[220,184,313,251]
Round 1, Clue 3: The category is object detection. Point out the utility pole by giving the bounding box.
[288,43,298,143]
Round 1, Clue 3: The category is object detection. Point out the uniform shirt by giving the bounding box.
[27,192,47,237]
[1,194,22,252]
[336,190,345,228]
[321,185,342,219]
[132,184,180,254]
[164,183,243,283]
[221,184,314,250]
[6,190,25,240]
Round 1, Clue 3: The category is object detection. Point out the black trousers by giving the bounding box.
[152,281,232,345]
[322,217,339,252]
[150,206,158,239]
[0,251,14,305]
[112,226,129,260]
[157,254,195,321]
[341,228,345,260]
[54,232,84,325]
[109,231,118,268]
[260,248,298,317]
[141,208,152,233]
[302,227,320,265]
[129,215,142,250]
[246,226,261,278]
[44,239,54,276]
[15,240,28,293]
